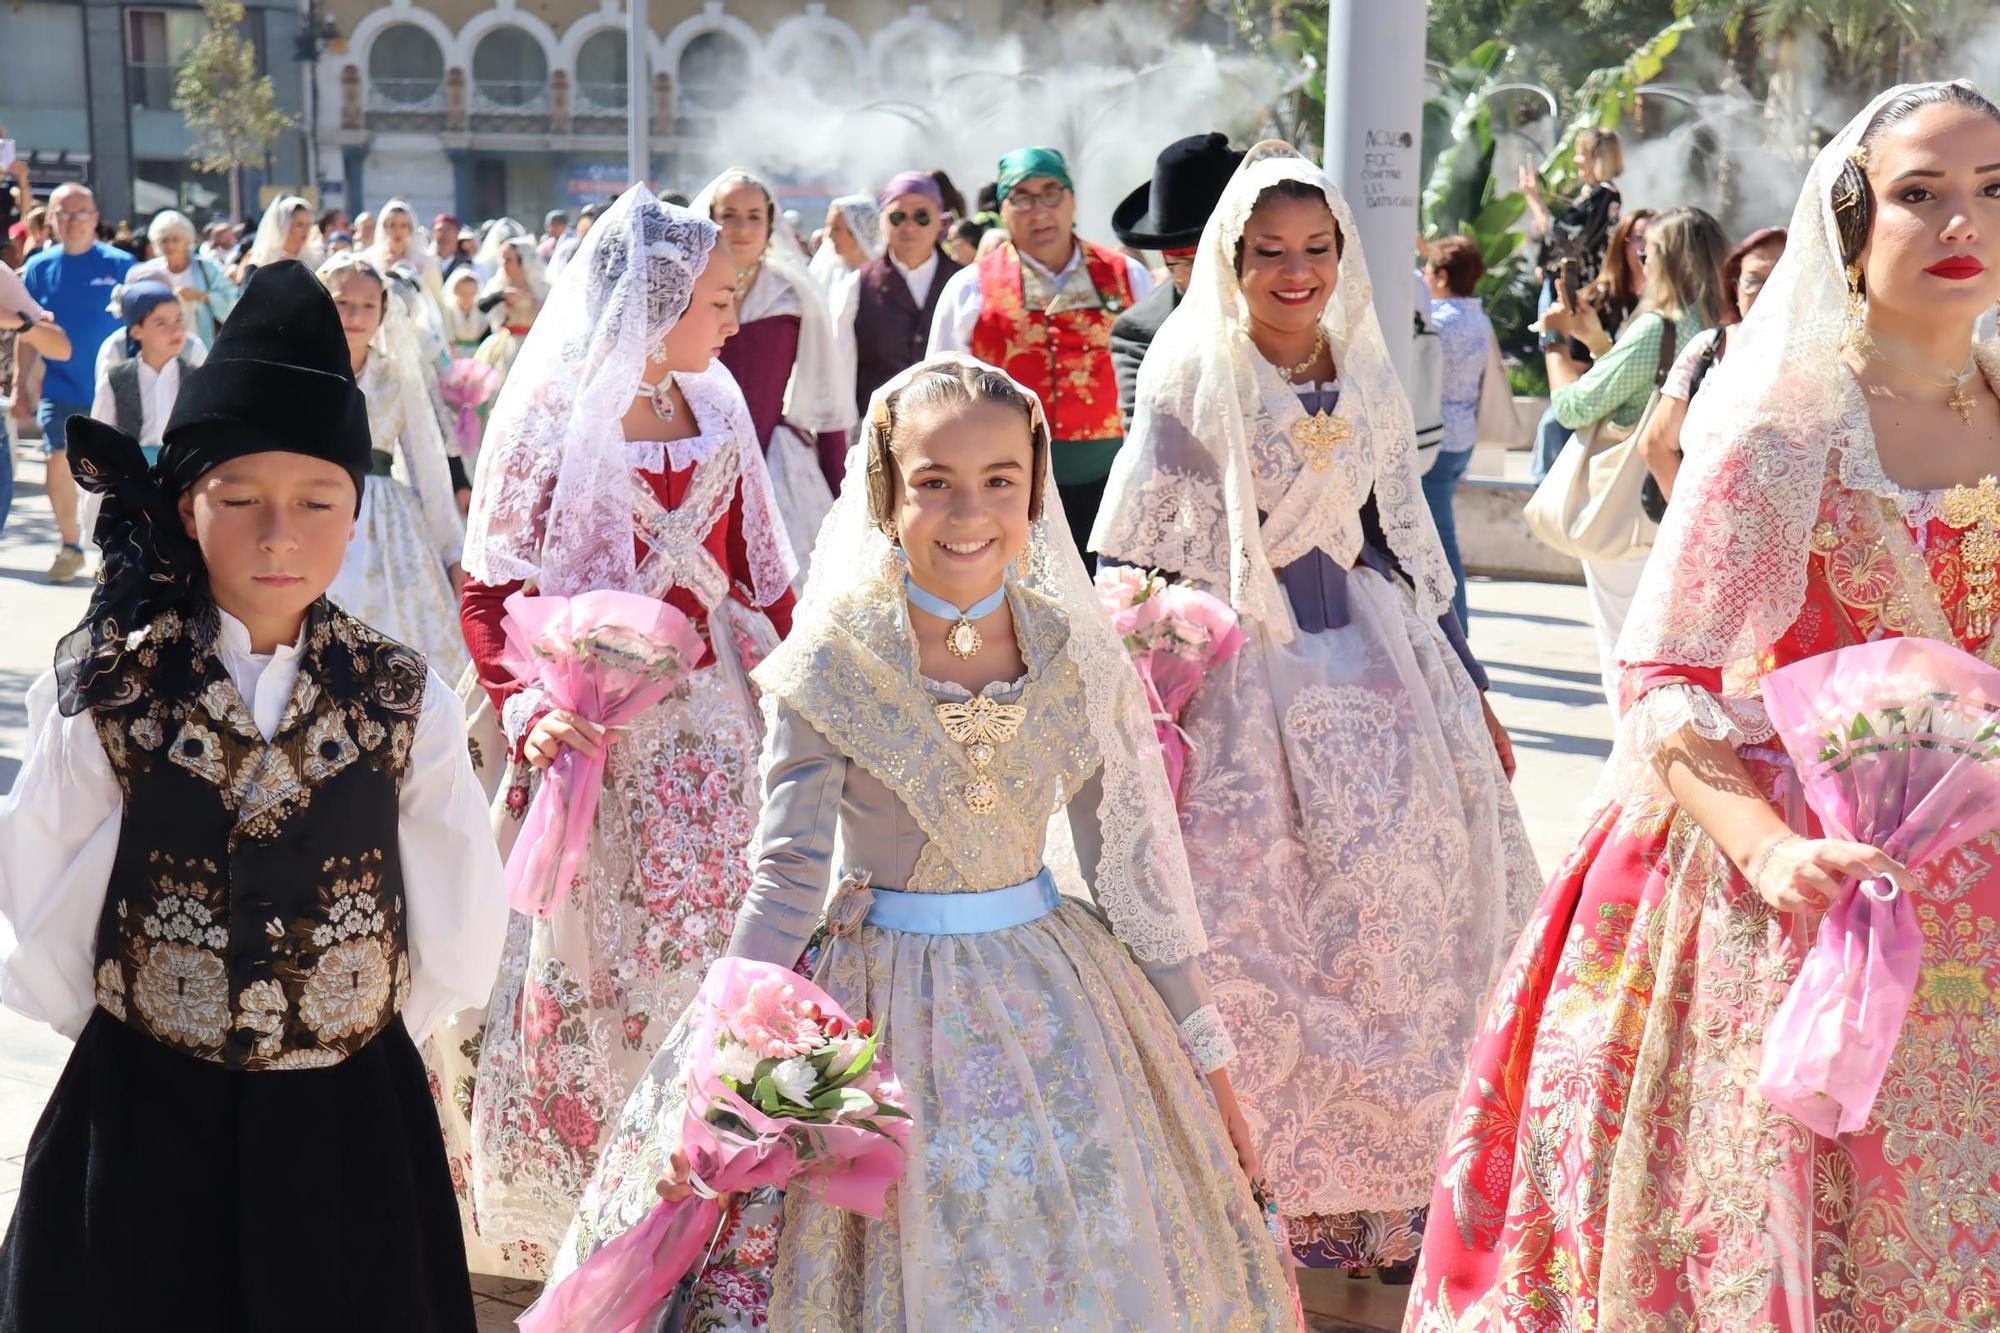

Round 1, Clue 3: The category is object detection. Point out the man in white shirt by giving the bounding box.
[927,145,1153,558]
[89,281,190,457]
[833,170,964,421]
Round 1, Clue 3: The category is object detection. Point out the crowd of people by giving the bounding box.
[0,77,1998,1332]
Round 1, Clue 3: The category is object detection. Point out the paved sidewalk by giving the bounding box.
[0,447,1611,1330]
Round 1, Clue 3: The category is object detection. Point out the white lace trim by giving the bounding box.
[500,685,549,746]
[1594,681,1774,805]
[1178,1003,1237,1075]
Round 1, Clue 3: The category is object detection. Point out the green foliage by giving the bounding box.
[172,0,292,217]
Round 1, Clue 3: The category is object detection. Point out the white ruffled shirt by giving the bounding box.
[0,609,509,1044]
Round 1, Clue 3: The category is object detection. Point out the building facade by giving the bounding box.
[315,0,1002,224]
[0,0,308,227]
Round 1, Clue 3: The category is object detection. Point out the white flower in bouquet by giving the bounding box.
[770,1055,820,1108]
[712,1037,762,1086]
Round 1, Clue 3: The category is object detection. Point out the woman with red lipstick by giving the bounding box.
[1407,81,2000,1329]
[433,186,797,1285]
[1093,144,1541,1278]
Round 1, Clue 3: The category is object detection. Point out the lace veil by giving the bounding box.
[462,183,794,605]
[1617,85,1963,682]
[768,352,1210,966]
[247,195,323,271]
[807,193,885,289]
[365,198,440,287]
[691,168,858,436]
[479,234,550,306]
[1091,144,1453,643]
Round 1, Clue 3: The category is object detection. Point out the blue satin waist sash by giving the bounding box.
[863,868,1062,935]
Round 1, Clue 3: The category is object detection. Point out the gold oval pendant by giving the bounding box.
[947,620,982,658]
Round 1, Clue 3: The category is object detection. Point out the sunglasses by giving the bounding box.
[887,209,932,228]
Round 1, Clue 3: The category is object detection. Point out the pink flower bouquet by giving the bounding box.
[1757,636,2000,1137]
[439,357,501,461]
[1095,566,1246,799]
[519,957,910,1333]
[501,588,704,916]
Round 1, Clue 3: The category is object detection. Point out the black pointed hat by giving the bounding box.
[153,258,372,496]
[1113,132,1245,250]
[54,260,373,716]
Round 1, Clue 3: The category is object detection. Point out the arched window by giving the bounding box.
[769,33,856,100]
[875,34,951,95]
[369,23,444,106]
[677,30,749,115]
[575,30,626,112]
[472,27,548,109]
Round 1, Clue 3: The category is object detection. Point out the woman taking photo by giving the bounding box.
[1637,225,1788,507]
[1408,80,2000,1330]
[1536,204,1728,713]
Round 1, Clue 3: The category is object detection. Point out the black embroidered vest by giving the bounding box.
[854,252,962,414]
[86,600,427,1070]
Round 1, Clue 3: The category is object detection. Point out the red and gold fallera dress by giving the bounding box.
[1406,434,2000,1330]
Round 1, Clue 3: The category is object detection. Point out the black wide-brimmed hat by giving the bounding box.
[1112,132,1245,250]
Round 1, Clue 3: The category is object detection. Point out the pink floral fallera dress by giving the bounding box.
[1406,433,2000,1330]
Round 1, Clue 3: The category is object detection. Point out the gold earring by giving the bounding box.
[878,525,903,581]
[1013,545,1033,581]
[1843,261,1867,347]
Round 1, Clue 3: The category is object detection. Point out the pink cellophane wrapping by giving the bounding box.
[1096,570,1246,800]
[518,958,910,1333]
[498,588,704,916]
[439,357,500,460]
[1757,636,2000,1137]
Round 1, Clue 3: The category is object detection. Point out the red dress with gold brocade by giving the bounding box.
[1405,463,2000,1332]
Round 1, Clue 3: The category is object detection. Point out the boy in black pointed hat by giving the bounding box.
[1110,132,1244,422]
[0,260,507,1331]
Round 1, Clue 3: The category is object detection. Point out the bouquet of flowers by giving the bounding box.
[1757,636,2000,1137]
[439,357,501,461]
[1094,566,1246,799]
[519,958,910,1333]
[501,588,705,916]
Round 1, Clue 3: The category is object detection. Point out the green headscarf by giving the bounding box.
[996,147,1074,203]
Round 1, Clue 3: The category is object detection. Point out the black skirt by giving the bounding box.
[0,1008,475,1333]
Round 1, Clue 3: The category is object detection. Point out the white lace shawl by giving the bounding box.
[692,169,859,436]
[1606,83,1984,802]
[765,352,1211,966]
[1091,145,1453,644]
[462,183,795,606]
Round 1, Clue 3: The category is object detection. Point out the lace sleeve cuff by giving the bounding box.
[500,685,549,747]
[1178,1004,1237,1075]
[1596,681,1774,804]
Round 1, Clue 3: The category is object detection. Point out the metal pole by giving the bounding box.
[1322,0,1428,389]
[625,0,648,191]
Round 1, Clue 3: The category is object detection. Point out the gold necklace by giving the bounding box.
[1860,330,1980,425]
[1266,325,1328,384]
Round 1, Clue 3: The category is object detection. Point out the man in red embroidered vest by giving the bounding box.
[928,145,1155,559]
